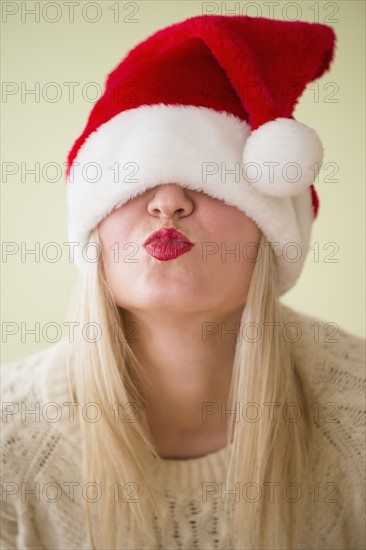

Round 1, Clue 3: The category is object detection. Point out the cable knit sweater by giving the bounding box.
[1,304,365,550]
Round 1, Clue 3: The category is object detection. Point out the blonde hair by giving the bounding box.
[65,229,314,549]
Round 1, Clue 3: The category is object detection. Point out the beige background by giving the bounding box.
[1,1,365,362]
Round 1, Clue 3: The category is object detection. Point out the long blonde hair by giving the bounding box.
[65,229,314,549]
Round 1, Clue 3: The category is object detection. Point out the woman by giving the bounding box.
[1,14,365,550]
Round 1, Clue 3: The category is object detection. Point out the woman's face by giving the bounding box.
[98,184,261,315]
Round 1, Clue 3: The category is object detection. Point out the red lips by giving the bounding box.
[143,227,194,261]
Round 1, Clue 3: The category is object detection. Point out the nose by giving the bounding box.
[147,183,194,220]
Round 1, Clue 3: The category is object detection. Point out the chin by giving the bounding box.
[118,291,208,314]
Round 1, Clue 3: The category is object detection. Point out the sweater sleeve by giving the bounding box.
[1,473,18,550]
[283,304,366,549]
[0,496,18,550]
[1,350,53,550]
[1,356,27,550]
[1,342,88,550]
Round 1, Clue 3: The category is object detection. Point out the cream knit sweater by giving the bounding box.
[1,304,365,550]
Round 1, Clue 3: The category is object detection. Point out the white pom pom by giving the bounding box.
[242,118,324,197]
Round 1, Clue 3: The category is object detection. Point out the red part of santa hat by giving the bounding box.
[65,14,336,294]
[66,15,335,191]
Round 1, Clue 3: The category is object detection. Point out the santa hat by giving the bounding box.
[65,14,336,295]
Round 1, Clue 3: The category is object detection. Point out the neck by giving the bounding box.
[121,306,244,458]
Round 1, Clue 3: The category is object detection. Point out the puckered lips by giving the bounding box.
[143,227,194,261]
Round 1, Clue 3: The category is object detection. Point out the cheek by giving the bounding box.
[98,216,132,290]
[98,208,132,244]
[203,211,261,288]
[98,206,143,263]
[206,208,262,260]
